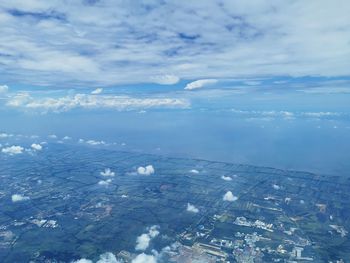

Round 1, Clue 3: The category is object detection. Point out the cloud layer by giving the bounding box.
[6,93,190,113]
[0,1,349,86]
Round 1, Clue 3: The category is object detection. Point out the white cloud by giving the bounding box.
[31,143,42,151]
[98,179,112,186]
[6,93,190,113]
[0,133,13,138]
[100,168,115,177]
[221,175,232,181]
[96,252,120,263]
[0,1,350,86]
[11,194,30,202]
[136,234,151,251]
[137,165,155,176]
[150,75,180,85]
[189,169,199,174]
[48,134,57,139]
[223,191,238,202]
[132,253,157,263]
[86,140,106,146]
[272,184,281,190]
[72,253,120,263]
[135,225,159,251]
[91,88,103,94]
[0,85,9,93]
[72,259,93,263]
[2,145,24,155]
[186,203,199,213]
[184,79,218,90]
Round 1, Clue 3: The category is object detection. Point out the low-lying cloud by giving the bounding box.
[135,225,160,251]
[137,165,155,176]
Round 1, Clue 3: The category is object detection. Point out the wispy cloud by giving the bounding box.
[184,79,218,90]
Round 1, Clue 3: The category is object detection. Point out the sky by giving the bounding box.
[1,0,350,176]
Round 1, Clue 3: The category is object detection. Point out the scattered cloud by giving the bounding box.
[0,133,13,138]
[31,143,42,151]
[298,87,350,94]
[137,165,155,176]
[223,191,238,202]
[150,75,180,85]
[230,109,346,120]
[184,79,218,90]
[2,145,24,155]
[189,169,199,174]
[186,203,199,213]
[135,225,159,251]
[132,253,157,263]
[11,194,30,202]
[100,168,115,177]
[221,175,232,181]
[91,88,103,95]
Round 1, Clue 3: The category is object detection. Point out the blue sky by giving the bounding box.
[1,1,350,176]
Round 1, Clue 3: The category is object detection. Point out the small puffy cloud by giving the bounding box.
[2,145,24,155]
[0,85,9,93]
[11,194,30,202]
[150,74,179,85]
[221,175,232,181]
[96,252,120,263]
[63,136,71,140]
[136,234,151,251]
[272,184,280,190]
[31,143,42,151]
[184,79,217,90]
[137,165,155,176]
[98,179,112,186]
[86,140,105,145]
[223,191,238,202]
[186,203,199,213]
[135,225,159,251]
[189,169,199,174]
[132,253,157,263]
[91,88,103,94]
[100,168,115,177]
[48,134,57,139]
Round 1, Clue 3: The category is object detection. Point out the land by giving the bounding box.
[0,144,349,262]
